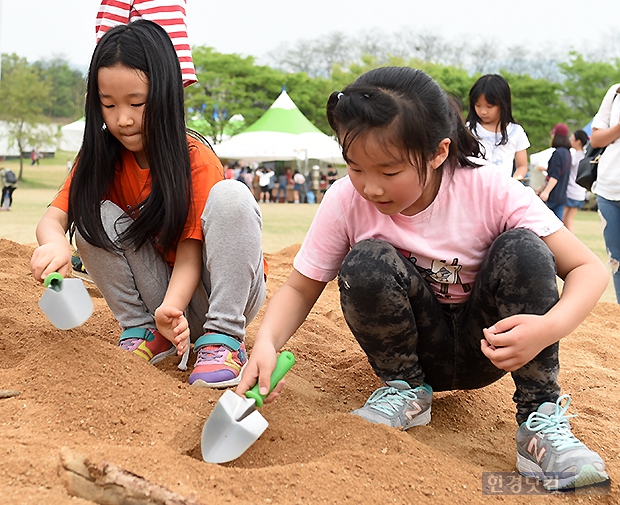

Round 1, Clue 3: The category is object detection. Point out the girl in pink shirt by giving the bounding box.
[239,67,609,491]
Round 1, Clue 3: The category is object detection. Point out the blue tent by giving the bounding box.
[582,120,593,136]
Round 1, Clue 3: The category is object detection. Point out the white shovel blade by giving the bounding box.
[201,390,269,464]
[39,278,94,330]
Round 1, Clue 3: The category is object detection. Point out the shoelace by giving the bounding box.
[365,385,420,416]
[524,394,582,451]
[119,337,141,350]
[196,346,227,364]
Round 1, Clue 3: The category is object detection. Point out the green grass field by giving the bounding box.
[1,157,615,303]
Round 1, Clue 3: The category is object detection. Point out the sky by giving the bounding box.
[0,0,618,70]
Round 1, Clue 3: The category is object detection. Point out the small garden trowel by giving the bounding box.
[201,350,296,464]
[38,272,93,330]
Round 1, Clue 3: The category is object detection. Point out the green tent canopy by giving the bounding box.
[244,92,323,135]
[214,90,344,164]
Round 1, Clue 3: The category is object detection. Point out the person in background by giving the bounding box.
[224,164,235,179]
[241,166,254,188]
[239,66,609,492]
[537,123,572,220]
[30,21,266,388]
[0,168,18,210]
[275,168,291,203]
[590,84,620,304]
[466,74,530,180]
[268,169,277,202]
[292,170,306,204]
[562,129,589,233]
[256,166,274,203]
[326,164,339,189]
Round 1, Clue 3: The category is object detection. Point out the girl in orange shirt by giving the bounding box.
[30,20,266,388]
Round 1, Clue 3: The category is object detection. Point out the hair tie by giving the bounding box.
[337,92,344,100]
[362,93,370,98]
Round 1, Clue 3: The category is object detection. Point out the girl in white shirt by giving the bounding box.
[466,74,530,180]
[563,129,589,233]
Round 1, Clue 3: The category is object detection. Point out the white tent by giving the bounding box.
[59,118,85,152]
[0,121,57,157]
[213,90,344,164]
[0,121,20,157]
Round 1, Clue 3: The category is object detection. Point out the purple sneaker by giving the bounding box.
[188,333,246,388]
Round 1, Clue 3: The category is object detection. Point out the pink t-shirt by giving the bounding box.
[294,165,563,304]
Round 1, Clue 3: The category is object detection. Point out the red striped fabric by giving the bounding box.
[96,0,197,87]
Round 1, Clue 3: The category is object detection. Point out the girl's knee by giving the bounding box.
[339,239,406,289]
[203,180,258,219]
[489,228,555,271]
[341,239,397,272]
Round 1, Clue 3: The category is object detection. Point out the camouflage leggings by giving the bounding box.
[338,229,561,424]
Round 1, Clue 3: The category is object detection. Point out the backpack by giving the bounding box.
[4,170,17,184]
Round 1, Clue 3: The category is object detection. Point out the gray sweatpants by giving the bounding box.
[76,179,266,343]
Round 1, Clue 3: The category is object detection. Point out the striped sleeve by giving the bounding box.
[95,0,197,87]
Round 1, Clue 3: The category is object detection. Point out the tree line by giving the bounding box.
[0,54,85,175]
[2,33,620,174]
[185,47,620,153]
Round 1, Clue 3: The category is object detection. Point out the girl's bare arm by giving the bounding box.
[237,269,327,396]
[154,238,202,351]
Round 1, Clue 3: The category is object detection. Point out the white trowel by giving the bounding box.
[201,350,296,464]
[38,272,94,330]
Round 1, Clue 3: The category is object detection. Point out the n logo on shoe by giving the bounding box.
[527,436,547,463]
[405,401,422,421]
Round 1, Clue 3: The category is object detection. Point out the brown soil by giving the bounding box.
[0,238,618,504]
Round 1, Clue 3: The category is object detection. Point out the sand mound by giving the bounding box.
[0,238,617,504]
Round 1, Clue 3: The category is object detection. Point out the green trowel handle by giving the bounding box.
[43,272,64,291]
[245,350,295,408]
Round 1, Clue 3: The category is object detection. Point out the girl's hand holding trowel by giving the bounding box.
[30,206,72,282]
[237,271,327,401]
[31,240,73,282]
[236,340,285,403]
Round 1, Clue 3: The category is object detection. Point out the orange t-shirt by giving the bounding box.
[52,135,224,265]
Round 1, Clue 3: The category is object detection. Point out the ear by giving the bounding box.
[429,138,451,169]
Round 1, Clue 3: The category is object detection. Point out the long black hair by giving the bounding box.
[69,19,191,255]
[326,66,480,186]
[466,74,516,146]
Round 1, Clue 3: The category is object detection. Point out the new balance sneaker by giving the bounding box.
[516,394,609,491]
[188,333,246,388]
[352,380,432,430]
[118,328,176,364]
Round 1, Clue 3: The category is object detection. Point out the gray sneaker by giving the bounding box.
[352,380,432,430]
[516,394,609,491]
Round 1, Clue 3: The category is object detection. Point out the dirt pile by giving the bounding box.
[0,239,618,504]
